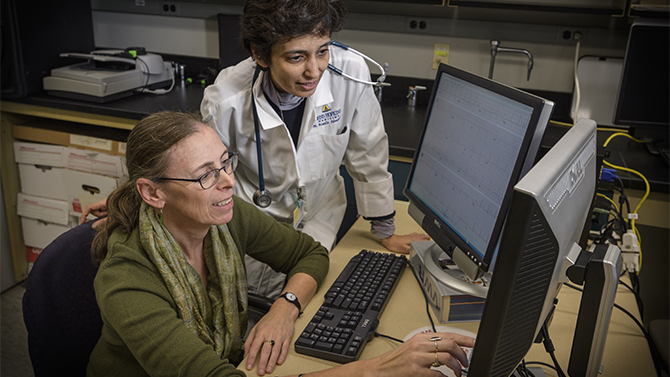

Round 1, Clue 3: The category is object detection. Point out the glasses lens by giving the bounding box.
[225,153,239,174]
[199,169,220,190]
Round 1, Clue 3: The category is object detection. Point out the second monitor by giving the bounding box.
[404,63,554,295]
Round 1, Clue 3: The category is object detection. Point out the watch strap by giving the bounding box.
[278,292,303,315]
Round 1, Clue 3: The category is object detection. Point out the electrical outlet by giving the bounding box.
[557,28,584,43]
[408,19,428,31]
[160,2,179,15]
[432,43,449,70]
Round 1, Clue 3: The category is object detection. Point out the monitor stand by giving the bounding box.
[415,241,490,298]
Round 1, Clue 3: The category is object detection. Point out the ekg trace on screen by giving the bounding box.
[410,73,534,256]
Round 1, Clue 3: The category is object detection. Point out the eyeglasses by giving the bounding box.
[158,152,239,190]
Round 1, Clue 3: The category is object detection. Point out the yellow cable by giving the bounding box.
[597,127,629,133]
[597,193,619,212]
[602,160,650,230]
[550,120,573,127]
[603,132,651,147]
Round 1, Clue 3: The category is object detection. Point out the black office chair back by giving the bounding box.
[22,221,102,377]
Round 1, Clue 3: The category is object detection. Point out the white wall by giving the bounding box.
[92,11,624,93]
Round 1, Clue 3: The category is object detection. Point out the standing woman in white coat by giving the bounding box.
[200,0,429,299]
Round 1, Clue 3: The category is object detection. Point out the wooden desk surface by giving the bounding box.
[257,201,656,376]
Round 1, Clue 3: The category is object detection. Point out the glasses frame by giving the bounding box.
[158,152,239,190]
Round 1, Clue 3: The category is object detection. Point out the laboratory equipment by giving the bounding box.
[43,49,175,103]
[489,40,534,81]
[407,85,426,107]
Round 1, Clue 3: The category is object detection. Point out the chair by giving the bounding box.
[22,220,101,377]
[22,220,274,376]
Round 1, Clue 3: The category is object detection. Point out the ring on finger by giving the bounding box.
[429,336,440,352]
[429,336,441,367]
[264,339,275,347]
[431,352,441,368]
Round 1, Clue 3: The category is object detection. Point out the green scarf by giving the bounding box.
[139,202,248,361]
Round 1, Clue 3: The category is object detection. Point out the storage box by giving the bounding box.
[21,216,74,250]
[64,147,126,178]
[63,169,118,214]
[13,122,127,156]
[13,142,66,167]
[409,241,487,323]
[18,163,119,214]
[17,193,70,225]
[18,164,68,201]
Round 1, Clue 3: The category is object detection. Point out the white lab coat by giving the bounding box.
[201,47,395,251]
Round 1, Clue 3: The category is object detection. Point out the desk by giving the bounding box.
[240,201,656,376]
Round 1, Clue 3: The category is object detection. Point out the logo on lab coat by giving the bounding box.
[315,106,341,128]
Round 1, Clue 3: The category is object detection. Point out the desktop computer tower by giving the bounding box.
[1,0,95,97]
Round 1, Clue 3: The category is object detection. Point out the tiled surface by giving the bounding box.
[2,282,34,377]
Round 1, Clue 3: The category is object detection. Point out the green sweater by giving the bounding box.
[87,197,329,377]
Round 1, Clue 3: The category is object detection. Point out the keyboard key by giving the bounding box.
[315,341,334,352]
[296,337,315,348]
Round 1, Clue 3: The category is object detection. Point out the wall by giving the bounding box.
[0,168,18,292]
[91,8,626,94]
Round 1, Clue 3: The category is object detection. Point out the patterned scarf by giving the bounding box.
[139,202,248,361]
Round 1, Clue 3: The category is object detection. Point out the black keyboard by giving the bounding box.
[294,249,407,363]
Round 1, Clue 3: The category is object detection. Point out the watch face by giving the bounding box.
[286,293,296,301]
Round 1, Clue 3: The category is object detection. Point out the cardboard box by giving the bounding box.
[13,142,66,167]
[13,122,127,156]
[409,241,487,323]
[21,216,73,250]
[63,169,118,214]
[18,164,68,201]
[17,193,69,225]
[18,163,119,214]
[64,147,126,178]
[15,141,126,178]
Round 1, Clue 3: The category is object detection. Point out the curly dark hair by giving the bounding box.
[240,0,347,67]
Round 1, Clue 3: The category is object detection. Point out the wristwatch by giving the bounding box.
[278,292,302,315]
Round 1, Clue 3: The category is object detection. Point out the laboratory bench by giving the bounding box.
[2,79,668,283]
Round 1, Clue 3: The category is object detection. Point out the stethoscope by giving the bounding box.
[252,41,389,208]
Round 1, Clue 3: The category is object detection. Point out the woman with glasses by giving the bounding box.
[86,111,474,377]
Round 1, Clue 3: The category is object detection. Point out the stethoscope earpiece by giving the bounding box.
[253,189,272,208]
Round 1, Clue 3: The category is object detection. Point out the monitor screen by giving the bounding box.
[467,118,600,376]
[613,20,669,141]
[404,63,553,287]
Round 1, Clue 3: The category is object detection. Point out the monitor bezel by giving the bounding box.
[612,21,670,133]
[403,63,552,274]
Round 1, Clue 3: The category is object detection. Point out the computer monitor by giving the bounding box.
[467,118,620,376]
[403,63,554,295]
[613,20,669,145]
